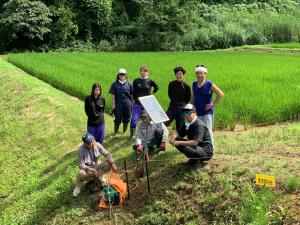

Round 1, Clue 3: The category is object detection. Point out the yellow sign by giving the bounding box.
[255,174,275,187]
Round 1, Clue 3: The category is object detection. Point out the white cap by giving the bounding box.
[195,66,208,73]
[183,103,195,111]
[118,68,127,74]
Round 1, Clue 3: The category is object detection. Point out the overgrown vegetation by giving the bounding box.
[8,51,300,129]
[0,0,300,51]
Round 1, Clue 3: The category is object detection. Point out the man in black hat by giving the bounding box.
[170,104,213,170]
[73,133,117,197]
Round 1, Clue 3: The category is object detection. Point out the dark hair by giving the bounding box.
[116,73,127,81]
[140,65,148,72]
[91,83,102,97]
[196,64,206,68]
[174,66,186,75]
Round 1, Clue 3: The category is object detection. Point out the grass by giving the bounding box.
[269,43,300,49]
[8,51,300,129]
[285,176,300,193]
[241,43,300,50]
[1,56,300,224]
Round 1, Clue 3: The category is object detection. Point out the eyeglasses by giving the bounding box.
[182,111,193,116]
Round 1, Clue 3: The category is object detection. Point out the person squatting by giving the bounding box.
[74,65,224,196]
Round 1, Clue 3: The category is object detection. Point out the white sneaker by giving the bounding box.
[73,186,81,197]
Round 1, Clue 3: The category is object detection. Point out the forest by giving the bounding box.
[0,0,300,52]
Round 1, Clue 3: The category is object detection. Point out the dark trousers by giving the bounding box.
[87,124,105,144]
[175,138,212,161]
[114,101,132,126]
[165,107,184,131]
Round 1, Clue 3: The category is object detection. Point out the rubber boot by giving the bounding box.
[129,127,135,140]
[113,124,120,139]
[123,122,129,133]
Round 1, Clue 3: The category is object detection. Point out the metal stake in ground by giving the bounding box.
[123,160,130,200]
[144,123,151,194]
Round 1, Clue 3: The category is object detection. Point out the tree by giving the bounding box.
[73,0,113,41]
[0,0,52,51]
[133,0,201,50]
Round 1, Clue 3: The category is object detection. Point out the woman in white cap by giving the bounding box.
[109,68,133,138]
[190,65,224,141]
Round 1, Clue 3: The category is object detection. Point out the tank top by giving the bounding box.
[192,80,213,116]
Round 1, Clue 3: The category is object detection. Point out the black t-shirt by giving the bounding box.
[178,118,212,149]
[168,80,191,109]
[84,95,105,126]
[133,77,159,104]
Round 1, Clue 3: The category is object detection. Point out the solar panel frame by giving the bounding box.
[138,95,169,124]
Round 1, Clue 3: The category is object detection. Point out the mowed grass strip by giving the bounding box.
[8,51,300,128]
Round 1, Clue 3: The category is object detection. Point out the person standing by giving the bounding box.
[165,66,191,131]
[190,65,224,142]
[109,68,133,138]
[130,66,159,139]
[84,83,106,144]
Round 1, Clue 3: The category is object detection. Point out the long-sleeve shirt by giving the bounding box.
[78,143,112,170]
[133,77,159,104]
[168,80,191,109]
[136,121,169,145]
[84,95,105,126]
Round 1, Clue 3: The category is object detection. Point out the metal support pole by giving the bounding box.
[144,123,151,194]
[124,160,130,200]
[145,155,151,194]
[135,148,139,181]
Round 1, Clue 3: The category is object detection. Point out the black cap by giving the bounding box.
[82,133,95,144]
[140,110,149,117]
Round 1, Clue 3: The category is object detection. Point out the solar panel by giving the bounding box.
[138,95,169,123]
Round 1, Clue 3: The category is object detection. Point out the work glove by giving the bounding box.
[137,144,143,153]
[159,142,166,151]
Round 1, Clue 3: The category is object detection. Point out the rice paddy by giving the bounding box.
[8,51,300,129]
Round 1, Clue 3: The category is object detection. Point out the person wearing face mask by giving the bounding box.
[109,68,133,138]
[84,83,106,144]
[134,111,169,160]
[73,133,117,197]
[165,66,191,131]
[130,66,159,139]
[170,104,213,170]
[190,65,224,142]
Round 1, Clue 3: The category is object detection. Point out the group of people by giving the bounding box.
[73,65,224,196]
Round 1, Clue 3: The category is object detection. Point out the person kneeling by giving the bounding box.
[134,111,168,158]
[170,104,213,170]
[73,133,117,197]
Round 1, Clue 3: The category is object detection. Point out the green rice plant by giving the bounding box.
[8,51,300,129]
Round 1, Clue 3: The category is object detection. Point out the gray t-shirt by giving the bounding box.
[78,142,112,170]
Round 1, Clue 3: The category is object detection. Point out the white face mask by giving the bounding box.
[185,116,197,130]
[118,79,126,84]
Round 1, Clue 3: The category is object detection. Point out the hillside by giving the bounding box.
[0,56,300,224]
